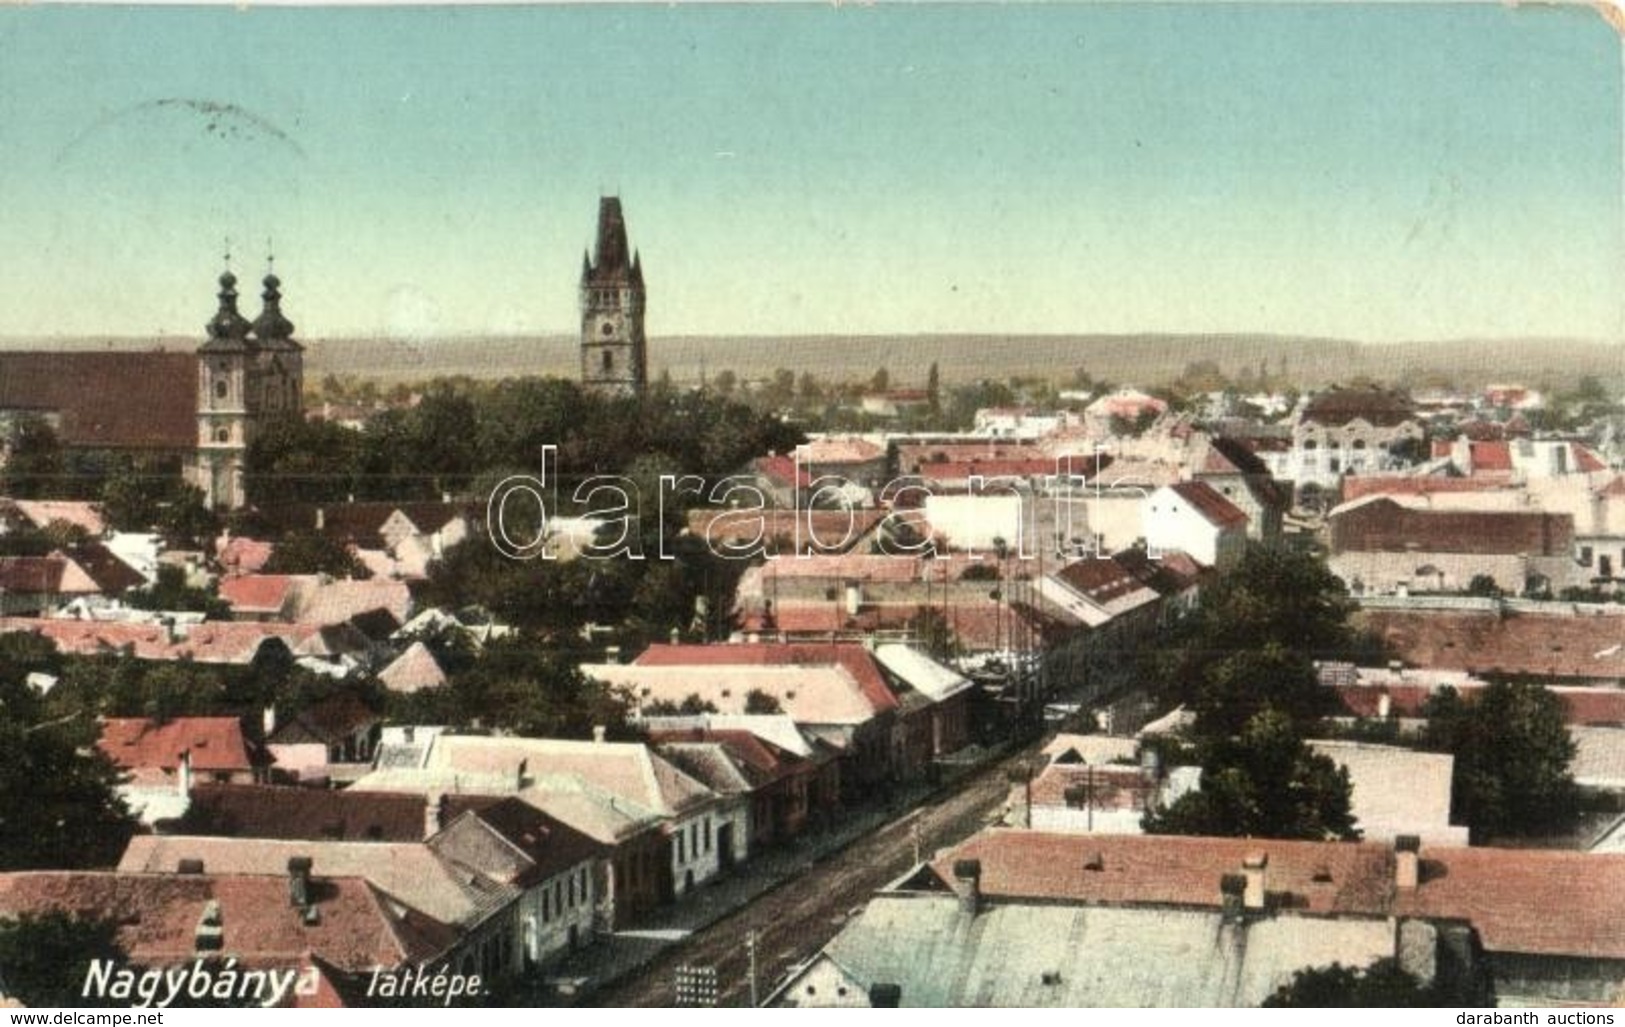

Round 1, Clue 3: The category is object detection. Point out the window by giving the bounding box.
[677,833,685,863]
[214,379,228,400]
[602,350,613,373]
[1581,546,1595,567]
[215,427,229,443]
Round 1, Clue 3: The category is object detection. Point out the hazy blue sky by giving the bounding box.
[0,3,1619,342]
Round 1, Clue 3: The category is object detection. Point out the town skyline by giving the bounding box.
[0,3,1620,344]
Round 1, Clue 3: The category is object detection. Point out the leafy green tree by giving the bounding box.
[907,606,960,661]
[261,529,370,579]
[1264,959,1460,1008]
[1144,709,1359,841]
[246,416,361,506]
[2,416,64,499]
[0,668,135,870]
[0,912,127,1007]
[1421,681,1580,841]
[125,565,230,618]
[157,486,220,551]
[1463,573,1502,599]
[1154,545,1353,734]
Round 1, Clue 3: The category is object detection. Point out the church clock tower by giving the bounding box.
[579,197,647,395]
[187,260,305,510]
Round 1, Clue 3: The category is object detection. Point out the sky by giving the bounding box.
[0,2,1620,343]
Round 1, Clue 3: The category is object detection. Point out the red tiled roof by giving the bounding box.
[1355,610,1625,682]
[686,508,884,555]
[179,783,429,842]
[932,831,1625,960]
[1055,556,1148,606]
[1167,481,1249,529]
[0,871,454,972]
[1330,499,1571,557]
[98,717,254,773]
[0,617,315,665]
[1341,477,1514,502]
[1029,763,1154,812]
[1577,445,1607,473]
[1333,681,1625,727]
[1469,442,1513,472]
[220,574,301,615]
[635,641,899,715]
[752,454,813,489]
[0,353,198,450]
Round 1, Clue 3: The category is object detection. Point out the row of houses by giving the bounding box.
[774,828,1625,1006]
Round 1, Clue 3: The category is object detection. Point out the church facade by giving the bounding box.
[579,197,648,395]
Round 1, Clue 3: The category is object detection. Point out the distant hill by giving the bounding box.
[0,333,1616,391]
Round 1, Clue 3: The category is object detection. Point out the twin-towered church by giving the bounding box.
[0,199,647,511]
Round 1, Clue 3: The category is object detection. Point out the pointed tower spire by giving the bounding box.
[251,252,295,342]
[203,255,252,346]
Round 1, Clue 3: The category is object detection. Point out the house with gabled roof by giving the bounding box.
[0,869,457,1003]
[97,716,265,824]
[1143,481,1248,571]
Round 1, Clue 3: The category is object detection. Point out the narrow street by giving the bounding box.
[588,741,1039,1007]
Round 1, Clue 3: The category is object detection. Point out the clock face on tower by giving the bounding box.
[600,321,616,338]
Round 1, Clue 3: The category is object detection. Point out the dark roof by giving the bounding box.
[1302,387,1418,428]
[177,783,428,842]
[69,542,147,595]
[474,797,604,884]
[1329,498,1572,556]
[0,556,73,593]
[1054,556,1148,606]
[1204,436,1272,477]
[583,197,637,285]
[269,694,381,747]
[258,501,476,544]
[0,352,197,449]
[1167,481,1249,529]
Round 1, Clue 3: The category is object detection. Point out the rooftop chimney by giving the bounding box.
[1377,692,1392,718]
[1242,851,1268,910]
[952,858,982,916]
[288,856,313,908]
[424,792,445,840]
[1395,835,1420,890]
[262,705,277,738]
[593,725,607,744]
[194,899,224,952]
[844,581,862,616]
[177,749,193,798]
[1220,873,1246,921]
[315,507,325,532]
[868,983,902,1008]
[177,858,205,875]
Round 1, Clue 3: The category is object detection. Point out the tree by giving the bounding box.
[907,606,959,661]
[1154,545,1354,733]
[744,688,783,715]
[2,416,64,499]
[1464,574,1502,599]
[1264,959,1464,1008]
[261,529,370,579]
[1421,681,1580,840]
[125,564,231,618]
[926,362,941,414]
[0,669,135,871]
[0,913,127,1007]
[1143,709,1359,841]
[870,367,890,394]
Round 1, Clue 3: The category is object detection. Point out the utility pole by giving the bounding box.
[746,930,760,1008]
